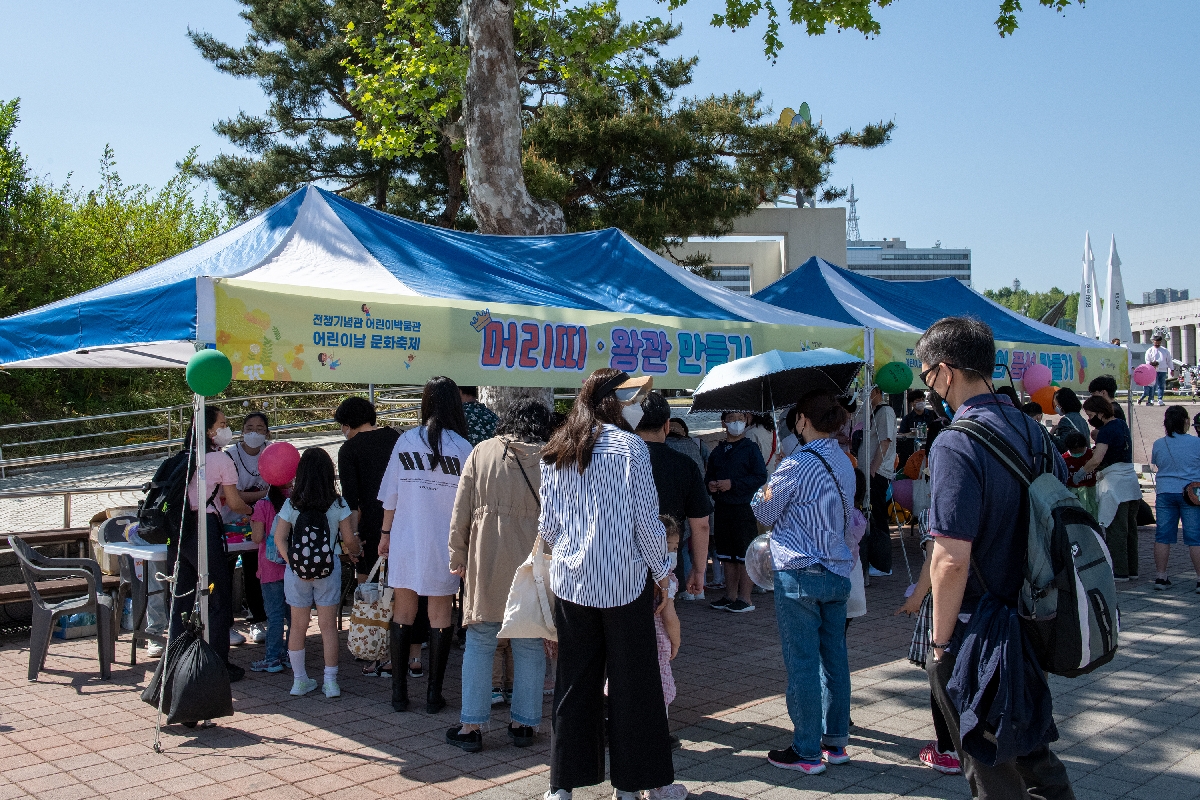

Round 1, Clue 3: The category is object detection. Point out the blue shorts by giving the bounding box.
[1155,492,1200,547]
[284,560,342,607]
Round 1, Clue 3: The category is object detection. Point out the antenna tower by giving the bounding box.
[846,184,863,243]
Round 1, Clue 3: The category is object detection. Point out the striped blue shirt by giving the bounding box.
[751,436,855,578]
[539,424,670,608]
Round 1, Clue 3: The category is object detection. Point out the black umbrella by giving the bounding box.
[689,348,865,413]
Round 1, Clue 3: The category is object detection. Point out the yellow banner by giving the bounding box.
[213,280,865,389]
[873,329,1129,392]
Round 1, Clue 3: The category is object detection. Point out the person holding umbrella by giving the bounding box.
[752,390,856,774]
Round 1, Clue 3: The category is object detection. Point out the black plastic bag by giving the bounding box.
[141,624,196,708]
[166,635,233,725]
[1138,498,1156,527]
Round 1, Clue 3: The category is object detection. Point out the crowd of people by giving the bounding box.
[153,314,1200,800]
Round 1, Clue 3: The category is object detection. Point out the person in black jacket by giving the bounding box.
[706,411,768,613]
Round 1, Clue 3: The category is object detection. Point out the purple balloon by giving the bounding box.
[1133,364,1157,387]
[891,479,915,513]
[1022,363,1052,393]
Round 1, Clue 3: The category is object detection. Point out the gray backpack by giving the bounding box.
[946,419,1119,677]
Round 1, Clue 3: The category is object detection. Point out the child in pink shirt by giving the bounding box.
[249,485,289,672]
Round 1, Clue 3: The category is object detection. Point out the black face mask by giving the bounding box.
[1088,416,1103,429]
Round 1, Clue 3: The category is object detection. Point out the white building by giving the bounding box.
[1129,298,1200,365]
[846,239,973,286]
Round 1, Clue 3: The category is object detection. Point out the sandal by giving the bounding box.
[361,660,380,676]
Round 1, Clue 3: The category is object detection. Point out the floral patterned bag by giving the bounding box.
[348,558,392,661]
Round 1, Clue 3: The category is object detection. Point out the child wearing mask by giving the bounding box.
[645,517,684,800]
[1061,430,1099,519]
[706,411,768,613]
[249,482,290,673]
[897,390,937,465]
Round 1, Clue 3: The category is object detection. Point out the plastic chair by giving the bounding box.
[7,535,116,681]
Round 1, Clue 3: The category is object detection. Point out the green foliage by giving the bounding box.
[0,98,225,424]
[983,286,1079,328]
[348,1,890,252]
[664,0,1086,60]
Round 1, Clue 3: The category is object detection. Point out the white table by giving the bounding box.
[104,539,258,562]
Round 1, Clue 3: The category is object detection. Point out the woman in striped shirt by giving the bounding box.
[539,369,676,800]
[752,390,856,775]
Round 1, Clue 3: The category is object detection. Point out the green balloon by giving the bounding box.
[876,361,913,394]
[186,349,233,396]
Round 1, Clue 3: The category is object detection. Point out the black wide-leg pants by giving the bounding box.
[550,579,674,793]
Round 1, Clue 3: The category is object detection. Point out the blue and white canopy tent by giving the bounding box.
[752,257,1127,392]
[0,187,863,388]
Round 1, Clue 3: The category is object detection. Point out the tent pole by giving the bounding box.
[194,393,211,642]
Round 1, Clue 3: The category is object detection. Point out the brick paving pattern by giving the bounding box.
[1,527,1199,800]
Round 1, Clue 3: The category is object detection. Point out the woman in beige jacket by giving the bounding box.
[445,398,552,753]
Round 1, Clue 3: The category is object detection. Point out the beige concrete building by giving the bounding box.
[1130,298,1200,365]
[684,207,848,294]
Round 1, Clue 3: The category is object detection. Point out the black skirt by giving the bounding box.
[713,503,758,563]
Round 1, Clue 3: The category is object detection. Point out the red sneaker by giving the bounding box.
[919,742,962,775]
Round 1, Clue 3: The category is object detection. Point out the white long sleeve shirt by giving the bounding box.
[1145,345,1172,373]
[538,424,669,608]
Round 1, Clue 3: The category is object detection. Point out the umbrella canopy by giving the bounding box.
[689,348,865,413]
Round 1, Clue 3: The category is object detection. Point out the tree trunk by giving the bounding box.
[463,0,565,411]
[463,0,565,236]
[437,140,465,228]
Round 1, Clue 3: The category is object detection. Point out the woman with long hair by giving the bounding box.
[539,369,676,800]
[169,406,253,681]
[378,376,473,713]
[445,398,553,752]
[752,390,856,774]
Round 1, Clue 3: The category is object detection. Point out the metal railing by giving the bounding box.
[0,485,144,529]
[0,386,425,477]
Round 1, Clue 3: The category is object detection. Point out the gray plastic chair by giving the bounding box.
[8,535,116,681]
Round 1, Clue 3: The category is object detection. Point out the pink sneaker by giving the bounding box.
[822,746,850,764]
[919,742,962,774]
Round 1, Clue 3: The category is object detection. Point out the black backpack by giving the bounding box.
[287,501,340,580]
[136,451,192,545]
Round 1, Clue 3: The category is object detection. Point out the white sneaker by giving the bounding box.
[544,791,572,800]
[246,624,267,644]
[644,785,689,800]
[290,677,318,696]
[229,629,247,646]
[612,791,639,800]
[868,567,892,577]
[1156,400,1166,406]
[146,640,165,658]
[323,678,341,698]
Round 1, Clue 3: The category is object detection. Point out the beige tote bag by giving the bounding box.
[498,536,557,641]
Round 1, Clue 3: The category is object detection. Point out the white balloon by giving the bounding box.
[745,534,775,590]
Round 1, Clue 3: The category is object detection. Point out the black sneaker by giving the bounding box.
[1155,578,1172,590]
[508,724,536,747]
[446,726,483,752]
[1195,581,1200,595]
[669,734,682,750]
[767,746,826,774]
[726,600,756,613]
[225,662,245,683]
[709,597,734,610]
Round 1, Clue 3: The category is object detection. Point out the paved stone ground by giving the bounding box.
[1,527,1199,800]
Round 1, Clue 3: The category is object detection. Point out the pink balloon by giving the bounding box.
[259,441,300,486]
[1022,363,1052,393]
[1133,363,1157,387]
[891,479,915,513]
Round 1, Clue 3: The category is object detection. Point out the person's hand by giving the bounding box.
[895,594,923,616]
[709,479,732,493]
[378,532,390,556]
[450,564,466,579]
[669,638,680,660]
[686,567,705,597]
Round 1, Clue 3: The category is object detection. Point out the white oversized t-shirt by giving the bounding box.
[378,426,474,595]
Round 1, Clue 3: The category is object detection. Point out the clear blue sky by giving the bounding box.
[1,0,1195,299]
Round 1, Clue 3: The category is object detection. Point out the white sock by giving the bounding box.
[289,649,307,680]
[323,665,338,681]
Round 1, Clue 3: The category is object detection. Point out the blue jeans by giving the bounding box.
[774,564,851,761]
[1141,371,1167,402]
[1156,492,1200,546]
[145,569,168,635]
[461,622,545,728]
[261,580,287,663]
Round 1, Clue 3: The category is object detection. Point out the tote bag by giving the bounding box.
[347,558,393,660]
[498,536,557,641]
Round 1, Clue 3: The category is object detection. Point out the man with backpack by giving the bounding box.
[916,317,1078,799]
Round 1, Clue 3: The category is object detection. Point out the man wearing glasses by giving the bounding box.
[916,317,1075,799]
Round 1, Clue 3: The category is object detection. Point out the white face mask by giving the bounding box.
[212,426,234,447]
[242,431,267,448]
[667,552,678,571]
[912,403,925,413]
[621,403,644,430]
[725,420,746,436]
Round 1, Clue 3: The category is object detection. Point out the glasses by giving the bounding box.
[919,363,949,388]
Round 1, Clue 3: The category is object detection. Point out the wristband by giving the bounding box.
[930,640,952,650]
[380,530,391,535]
